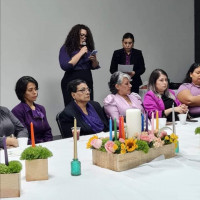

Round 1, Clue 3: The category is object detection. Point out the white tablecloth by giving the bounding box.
[1,120,200,200]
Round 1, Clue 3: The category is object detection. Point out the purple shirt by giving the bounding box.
[12,102,53,144]
[103,93,144,126]
[125,53,131,65]
[176,83,200,115]
[143,90,181,118]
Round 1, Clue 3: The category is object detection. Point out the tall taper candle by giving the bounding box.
[172,103,176,134]
[156,110,159,130]
[109,117,112,141]
[114,118,117,140]
[119,116,122,138]
[146,112,148,131]
[30,122,35,147]
[151,112,154,135]
[74,118,77,159]
[121,116,125,139]
[141,114,144,132]
[3,136,9,165]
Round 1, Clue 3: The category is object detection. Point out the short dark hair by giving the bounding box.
[15,76,38,102]
[122,32,134,42]
[67,79,87,94]
[183,63,200,83]
[108,72,131,94]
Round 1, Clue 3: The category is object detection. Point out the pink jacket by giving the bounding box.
[143,90,181,118]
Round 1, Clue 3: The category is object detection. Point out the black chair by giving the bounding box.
[56,112,65,139]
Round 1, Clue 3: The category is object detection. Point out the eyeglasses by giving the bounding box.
[76,88,91,93]
[80,33,87,38]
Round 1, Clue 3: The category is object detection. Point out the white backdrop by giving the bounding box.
[0,0,194,136]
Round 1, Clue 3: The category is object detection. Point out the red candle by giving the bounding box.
[30,122,35,147]
[119,116,122,139]
[121,116,125,139]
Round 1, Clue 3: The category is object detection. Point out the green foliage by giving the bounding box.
[20,145,53,160]
[0,161,22,174]
[195,127,200,135]
[99,138,109,152]
[114,140,121,154]
[136,140,149,153]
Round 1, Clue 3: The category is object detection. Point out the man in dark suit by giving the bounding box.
[110,33,145,94]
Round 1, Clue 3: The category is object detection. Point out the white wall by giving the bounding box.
[0,0,194,136]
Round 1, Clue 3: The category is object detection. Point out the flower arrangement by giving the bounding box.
[87,130,178,155]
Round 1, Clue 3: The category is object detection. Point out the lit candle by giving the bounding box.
[114,118,117,140]
[30,122,35,147]
[141,114,144,132]
[172,103,176,134]
[3,136,9,166]
[156,110,159,130]
[151,112,154,135]
[146,112,148,131]
[74,118,77,159]
[121,116,125,139]
[126,109,141,138]
[119,116,122,139]
[109,117,112,141]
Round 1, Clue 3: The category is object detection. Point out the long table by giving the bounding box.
[1,119,200,200]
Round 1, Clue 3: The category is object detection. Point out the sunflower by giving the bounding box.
[86,135,98,149]
[120,143,126,154]
[125,138,138,152]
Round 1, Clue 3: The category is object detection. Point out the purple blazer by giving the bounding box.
[12,102,53,144]
[143,90,181,118]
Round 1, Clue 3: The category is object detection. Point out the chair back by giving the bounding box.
[56,112,65,138]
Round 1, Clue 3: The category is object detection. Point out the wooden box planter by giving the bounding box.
[25,159,48,181]
[92,143,175,172]
[0,173,21,198]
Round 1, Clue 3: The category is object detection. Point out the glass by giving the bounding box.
[80,33,87,38]
[76,88,91,94]
[71,127,81,140]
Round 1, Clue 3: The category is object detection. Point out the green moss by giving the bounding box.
[136,140,149,153]
[20,145,53,160]
[0,161,22,174]
[99,138,109,152]
[0,164,9,174]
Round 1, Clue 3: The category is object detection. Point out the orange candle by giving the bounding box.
[121,116,125,139]
[30,122,35,147]
[119,116,122,139]
[156,111,159,130]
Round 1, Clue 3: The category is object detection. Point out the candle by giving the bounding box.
[109,117,112,141]
[141,114,144,132]
[114,118,117,140]
[30,122,35,147]
[3,136,9,166]
[156,110,159,130]
[74,118,77,159]
[121,116,125,139]
[146,112,148,131]
[172,103,176,134]
[151,112,154,135]
[126,109,141,138]
[119,116,122,139]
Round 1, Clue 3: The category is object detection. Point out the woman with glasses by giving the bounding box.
[59,79,109,138]
[12,76,53,144]
[59,24,100,106]
[104,72,145,126]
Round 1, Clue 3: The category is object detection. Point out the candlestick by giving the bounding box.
[3,136,9,166]
[30,122,35,147]
[141,114,144,132]
[119,116,122,139]
[126,109,141,138]
[146,112,148,131]
[109,118,112,141]
[172,103,176,134]
[151,112,154,135]
[114,118,117,140]
[156,111,159,130]
[74,118,77,159]
[121,116,125,139]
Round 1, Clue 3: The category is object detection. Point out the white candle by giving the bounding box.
[172,103,176,134]
[126,109,141,138]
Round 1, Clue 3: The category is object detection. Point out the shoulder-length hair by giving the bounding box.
[183,63,200,83]
[148,69,175,100]
[63,24,95,57]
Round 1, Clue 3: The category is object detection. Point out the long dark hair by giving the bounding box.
[63,24,95,57]
[183,63,200,83]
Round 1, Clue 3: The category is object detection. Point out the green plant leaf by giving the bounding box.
[195,127,200,134]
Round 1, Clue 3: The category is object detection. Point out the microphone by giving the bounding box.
[81,42,87,47]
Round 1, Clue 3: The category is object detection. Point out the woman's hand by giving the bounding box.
[79,46,88,56]
[6,137,19,147]
[127,71,135,77]
[175,104,188,114]
[89,55,99,68]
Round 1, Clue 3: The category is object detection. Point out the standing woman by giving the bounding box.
[59,24,100,106]
[12,76,53,144]
[110,33,145,94]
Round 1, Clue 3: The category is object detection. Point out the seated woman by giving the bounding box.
[59,79,109,138]
[143,69,188,121]
[0,106,28,149]
[12,76,53,144]
[177,63,200,118]
[103,71,144,126]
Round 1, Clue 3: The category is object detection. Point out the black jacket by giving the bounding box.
[59,101,109,138]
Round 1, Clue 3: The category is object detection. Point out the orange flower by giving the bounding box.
[125,138,138,152]
[120,143,126,154]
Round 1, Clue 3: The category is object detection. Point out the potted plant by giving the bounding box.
[0,161,22,198]
[20,145,53,181]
